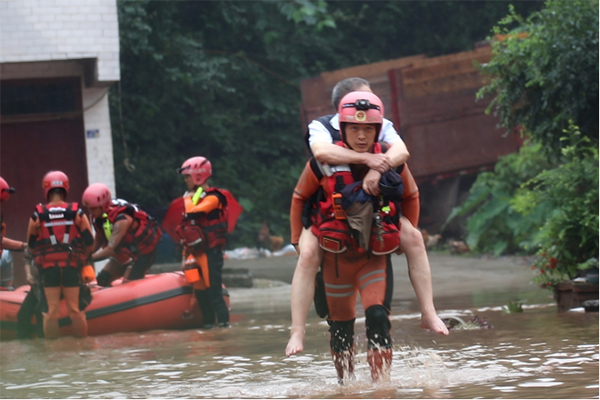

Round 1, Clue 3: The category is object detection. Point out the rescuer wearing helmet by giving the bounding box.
[286,92,448,383]
[288,79,449,358]
[305,77,409,195]
[26,171,94,339]
[82,183,162,287]
[174,156,241,329]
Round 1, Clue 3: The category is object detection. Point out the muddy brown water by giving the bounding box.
[1,254,598,399]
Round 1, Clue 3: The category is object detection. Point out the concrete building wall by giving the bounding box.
[82,87,117,193]
[1,0,121,282]
[0,0,120,83]
[0,59,84,80]
[0,0,120,196]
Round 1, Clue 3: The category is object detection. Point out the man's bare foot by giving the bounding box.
[420,313,449,335]
[285,330,305,356]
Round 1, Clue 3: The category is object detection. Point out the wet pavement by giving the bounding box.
[212,251,546,306]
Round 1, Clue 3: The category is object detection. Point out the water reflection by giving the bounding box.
[0,290,598,399]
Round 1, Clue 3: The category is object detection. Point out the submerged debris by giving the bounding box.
[448,240,470,254]
[442,315,493,330]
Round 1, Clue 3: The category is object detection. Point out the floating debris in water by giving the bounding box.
[502,301,524,314]
[442,315,493,330]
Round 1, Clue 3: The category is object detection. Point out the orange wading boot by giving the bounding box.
[331,347,355,384]
[367,347,393,382]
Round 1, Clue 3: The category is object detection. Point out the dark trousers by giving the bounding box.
[128,251,156,280]
[194,247,229,327]
[16,286,44,339]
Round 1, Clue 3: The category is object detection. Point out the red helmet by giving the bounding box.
[178,157,212,186]
[338,91,384,140]
[0,177,15,202]
[82,183,112,212]
[42,171,70,199]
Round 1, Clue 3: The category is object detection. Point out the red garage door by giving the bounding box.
[1,77,88,286]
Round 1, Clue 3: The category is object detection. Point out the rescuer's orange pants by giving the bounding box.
[322,251,389,321]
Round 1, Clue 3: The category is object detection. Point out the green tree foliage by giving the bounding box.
[449,0,598,288]
[110,0,543,249]
[479,0,599,157]
[112,1,312,246]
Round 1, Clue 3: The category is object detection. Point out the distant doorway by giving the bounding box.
[1,77,88,285]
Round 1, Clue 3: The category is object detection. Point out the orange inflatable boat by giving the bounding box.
[0,271,230,340]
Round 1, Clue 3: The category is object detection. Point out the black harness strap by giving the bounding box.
[309,158,324,180]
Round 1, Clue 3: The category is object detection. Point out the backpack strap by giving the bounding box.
[309,158,324,181]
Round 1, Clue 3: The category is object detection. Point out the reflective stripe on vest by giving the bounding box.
[33,202,85,268]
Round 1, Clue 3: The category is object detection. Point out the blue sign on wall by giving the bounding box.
[86,129,99,138]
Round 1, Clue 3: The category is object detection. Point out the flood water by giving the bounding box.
[0,281,598,399]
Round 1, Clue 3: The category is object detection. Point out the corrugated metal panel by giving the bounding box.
[389,44,521,181]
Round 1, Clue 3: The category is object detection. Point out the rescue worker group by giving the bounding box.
[0,87,449,384]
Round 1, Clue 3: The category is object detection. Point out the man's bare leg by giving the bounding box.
[286,228,323,356]
[398,217,449,335]
[42,286,61,339]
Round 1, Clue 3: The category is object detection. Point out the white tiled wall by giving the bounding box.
[0,0,120,82]
[83,87,114,272]
[0,0,120,197]
[82,87,117,196]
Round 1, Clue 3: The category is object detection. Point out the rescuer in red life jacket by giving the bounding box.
[82,183,162,287]
[174,156,241,329]
[287,91,448,383]
[287,80,449,361]
[26,171,94,339]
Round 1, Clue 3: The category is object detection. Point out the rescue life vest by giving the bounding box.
[175,188,229,251]
[32,202,86,268]
[94,199,162,259]
[311,142,401,255]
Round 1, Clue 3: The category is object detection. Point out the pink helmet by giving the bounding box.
[338,91,384,140]
[0,177,15,203]
[178,156,212,186]
[82,183,112,212]
[42,171,70,199]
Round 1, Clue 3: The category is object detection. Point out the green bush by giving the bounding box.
[514,123,599,287]
[448,0,599,290]
[445,140,553,255]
